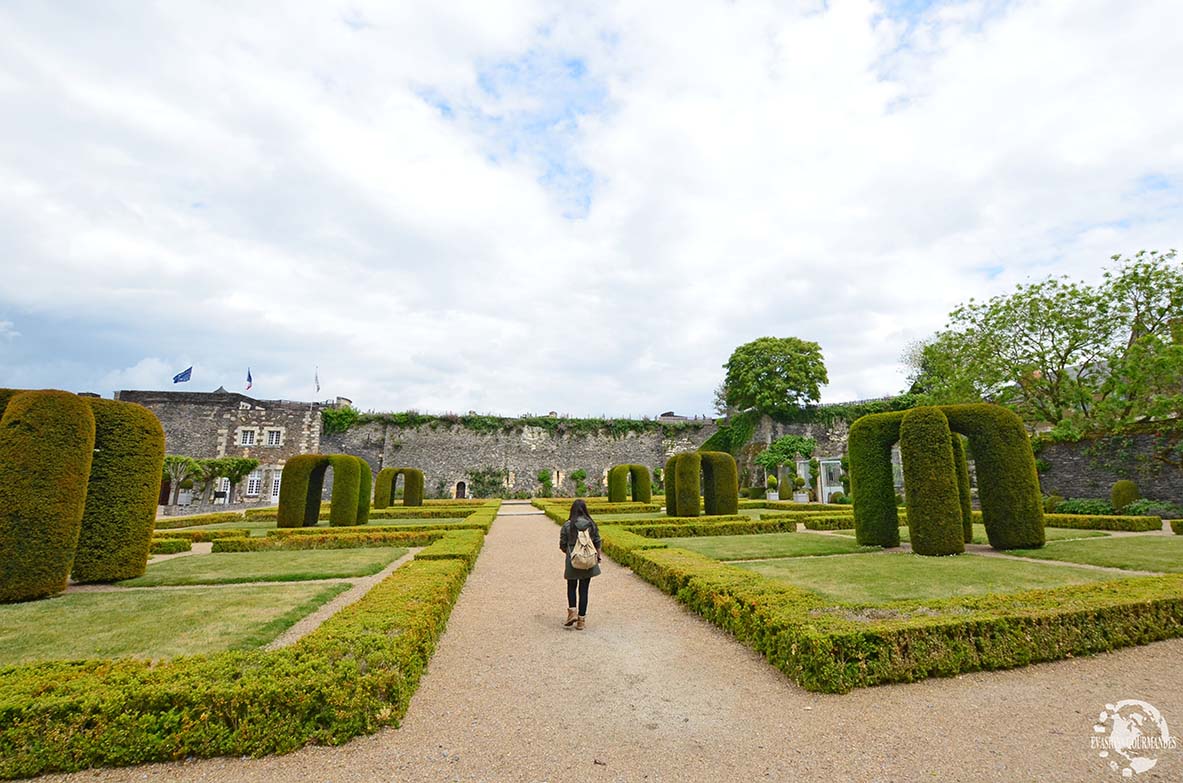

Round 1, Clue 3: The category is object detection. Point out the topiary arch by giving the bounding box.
[374,467,425,508]
[607,464,653,503]
[277,453,370,528]
[849,402,1043,553]
[664,450,739,517]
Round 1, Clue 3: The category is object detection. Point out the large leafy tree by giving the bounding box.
[722,337,828,418]
[161,455,202,505]
[908,250,1182,434]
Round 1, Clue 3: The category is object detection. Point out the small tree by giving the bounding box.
[722,337,828,418]
[755,434,816,488]
[536,469,554,498]
[219,457,260,503]
[162,455,202,505]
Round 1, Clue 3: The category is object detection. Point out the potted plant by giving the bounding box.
[793,475,808,502]
[766,474,779,501]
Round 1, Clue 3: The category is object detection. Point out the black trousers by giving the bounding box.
[567,577,591,615]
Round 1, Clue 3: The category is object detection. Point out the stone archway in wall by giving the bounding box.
[456,481,467,499]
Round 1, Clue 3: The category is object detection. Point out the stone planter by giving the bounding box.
[793,492,809,502]
[767,491,779,501]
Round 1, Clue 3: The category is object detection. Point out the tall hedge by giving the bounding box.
[672,452,702,517]
[848,412,902,547]
[950,434,973,544]
[374,467,398,509]
[327,454,361,527]
[277,455,330,528]
[355,457,372,525]
[72,399,166,583]
[699,451,739,516]
[941,404,1044,550]
[607,464,631,503]
[0,390,96,602]
[664,455,678,517]
[1111,480,1140,513]
[403,468,425,507]
[899,407,964,556]
[628,464,653,503]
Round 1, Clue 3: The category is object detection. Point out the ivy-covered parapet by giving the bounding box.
[849,402,1044,553]
[607,464,653,503]
[72,399,166,583]
[374,467,426,508]
[664,451,739,517]
[0,389,96,602]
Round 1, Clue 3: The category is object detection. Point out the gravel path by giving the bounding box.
[29,502,1183,782]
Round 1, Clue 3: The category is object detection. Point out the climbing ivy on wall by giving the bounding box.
[322,408,709,439]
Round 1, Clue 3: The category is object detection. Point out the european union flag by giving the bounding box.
[173,366,192,384]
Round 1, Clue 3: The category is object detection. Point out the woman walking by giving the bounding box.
[559,499,602,630]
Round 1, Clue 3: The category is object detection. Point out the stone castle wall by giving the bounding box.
[321,420,719,497]
[1038,433,1183,504]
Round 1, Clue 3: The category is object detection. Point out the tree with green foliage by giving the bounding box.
[162,455,202,505]
[907,250,1183,435]
[721,337,828,419]
[754,435,816,473]
[218,457,260,504]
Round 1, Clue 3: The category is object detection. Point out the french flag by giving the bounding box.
[245,368,253,391]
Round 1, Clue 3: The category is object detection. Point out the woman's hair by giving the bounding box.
[568,499,591,521]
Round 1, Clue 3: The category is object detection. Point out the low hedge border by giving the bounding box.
[759,501,853,512]
[212,532,441,552]
[0,555,474,778]
[972,511,1162,532]
[624,520,801,539]
[267,521,490,538]
[148,538,191,555]
[1173,520,1182,535]
[611,544,1183,693]
[153,511,245,529]
[153,529,252,543]
[413,529,485,569]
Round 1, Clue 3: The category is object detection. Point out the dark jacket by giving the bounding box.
[559,515,602,579]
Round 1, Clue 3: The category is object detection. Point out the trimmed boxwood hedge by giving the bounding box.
[213,530,440,552]
[950,434,973,543]
[1110,480,1140,512]
[671,452,702,517]
[153,529,253,542]
[664,455,679,517]
[356,457,372,525]
[700,451,739,516]
[625,519,801,538]
[327,454,361,527]
[848,411,902,548]
[0,390,96,603]
[899,407,964,556]
[1173,519,1182,535]
[154,511,247,529]
[997,512,1163,532]
[607,464,630,502]
[72,399,166,583]
[277,455,330,528]
[149,538,192,554]
[374,467,425,509]
[607,464,652,503]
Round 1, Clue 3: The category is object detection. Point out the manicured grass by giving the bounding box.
[120,548,407,586]
[657,531,876,560]
[1007,535,1183,573]
[0,583,350,664]
[737,552,1121,604]
[828,523,1108,544]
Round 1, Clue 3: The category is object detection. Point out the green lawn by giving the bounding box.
[828,524,1108,544]
[120,548,407,586]
[738,552,1122,604]
[658,531,876,560]
[1007,535,1183,573]
[0,583,349,664]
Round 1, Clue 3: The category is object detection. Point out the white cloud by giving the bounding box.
[0,320,19,339]
[1,1,1180,414]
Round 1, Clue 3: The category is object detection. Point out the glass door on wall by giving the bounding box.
[820,459,844,503]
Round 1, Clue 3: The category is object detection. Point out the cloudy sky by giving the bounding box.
[1,1,1180,418]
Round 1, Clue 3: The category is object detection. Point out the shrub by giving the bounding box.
[848,411,902,548]
[355,457,372,524]
[748,486,766,500]
[739,487,750,498]
[607,464,630,502]
[213,531,438,552]
[827,492,846,503]
[1172,519,1182,535]
[1055,498,1114,516]
[413,528,485,568]
[569,469,589,498]
[628,464,653,503]
[149,538,191,554]
[1110,480,1141,513]
[1123,499,1183,519]
[766,474,778,490]
[153,529,252,542]
[154,511,246,529]
[1037,513,1162,532]
[536,469,553,498]
[700,451,739,516]
[374,468,426,508]
[671,452,702,517]
[950,434,973,543]
[664,455,678,517]
[1043,495,1064,513]
[72,399,166,583]
[899,407,964,556]
[0,390,96,603]
[277,455,330,528]
[403,468,425,507]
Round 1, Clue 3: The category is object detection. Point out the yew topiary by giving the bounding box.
[1110,480,1140,513]
[899,407,964,556]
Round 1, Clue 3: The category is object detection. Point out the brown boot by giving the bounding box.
[564,608,578,627]
[575,615,586,630]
